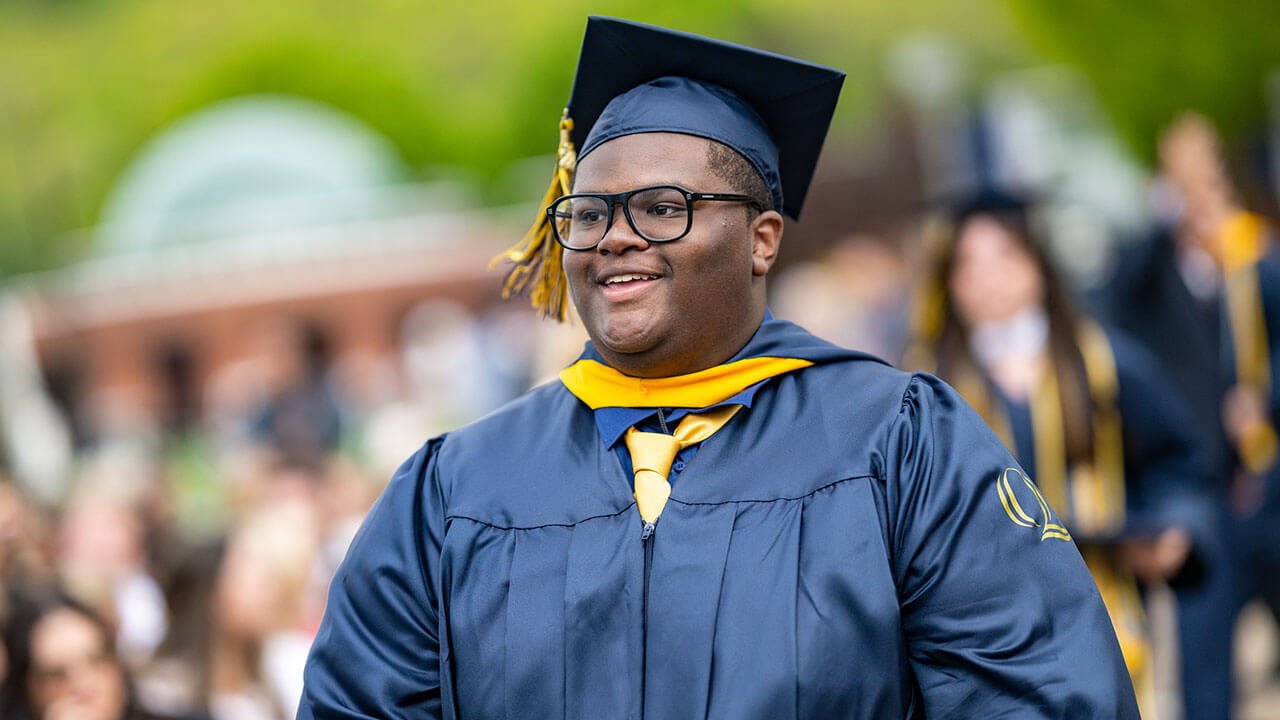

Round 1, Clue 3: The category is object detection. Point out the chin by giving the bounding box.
[597,327,659,357]
[592,319,665,362]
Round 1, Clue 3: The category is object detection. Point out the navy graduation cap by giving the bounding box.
[947,187,1036,227]
[494,15,846,321]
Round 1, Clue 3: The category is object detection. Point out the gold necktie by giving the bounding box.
[624,404,741,525]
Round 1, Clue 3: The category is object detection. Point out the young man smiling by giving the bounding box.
[563,132,780,379]
[298,17,1139,719]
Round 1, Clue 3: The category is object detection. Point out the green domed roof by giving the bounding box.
[99,95,407,251]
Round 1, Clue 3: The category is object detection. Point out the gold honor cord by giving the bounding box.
[1083,545,1152,702]
[1076,320,1126,537]
[1029,356,1068,520]
[1221,211,1278,473]
[491,110,576,321]
[1020,321,1125,536]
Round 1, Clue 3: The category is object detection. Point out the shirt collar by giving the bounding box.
[592,381,767,449]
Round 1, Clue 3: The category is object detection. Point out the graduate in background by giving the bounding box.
[908,190,1216,718]
[1100,113,1280,720]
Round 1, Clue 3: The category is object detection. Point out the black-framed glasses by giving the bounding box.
[546,184,762,250]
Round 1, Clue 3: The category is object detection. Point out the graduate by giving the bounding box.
[298,17,1138,719]
[1100,114,1280,720]
[907,190,1216,718]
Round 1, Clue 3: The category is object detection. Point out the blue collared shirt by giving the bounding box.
[597,382,766,485]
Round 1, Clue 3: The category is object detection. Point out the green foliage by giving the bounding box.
[1006,0,1280,165]
[0,0,1026,277]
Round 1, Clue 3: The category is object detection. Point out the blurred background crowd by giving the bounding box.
[2,1,1280,719]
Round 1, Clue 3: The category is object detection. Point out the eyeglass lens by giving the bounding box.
[553,187,690,249]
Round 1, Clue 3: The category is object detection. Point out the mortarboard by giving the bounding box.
[493,16,846,321]
[946,187,1038,229]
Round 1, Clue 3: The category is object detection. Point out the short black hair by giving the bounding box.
[706,141,773,216]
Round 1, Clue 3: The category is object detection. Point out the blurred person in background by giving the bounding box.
[0,592,172,720]
[0,472,59,707]
[138,499,320,720]
[246,318,345,468]
[0,473,57,616]
[908,190,1217,718]
[1101,112,1280,720]
[208,499,319,720]
[135,542,220,720]
[55,463,168,671]
[0,296,73,506]
[771,232,910,363]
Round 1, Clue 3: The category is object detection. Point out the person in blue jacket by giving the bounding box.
[297,16,1139,719]
[908,189,1217,718]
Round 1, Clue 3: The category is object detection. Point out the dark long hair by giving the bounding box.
[916,202,1096,464]
[0,590,142,720]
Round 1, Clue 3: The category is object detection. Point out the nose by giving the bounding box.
[595,202,649,255]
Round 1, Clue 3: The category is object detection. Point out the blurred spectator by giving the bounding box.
[0,296,73,506]
[771,233,910,362]
[401,299,487,430]
[209,499,319,720]
[137,495,321,720]
[56,460,168,669]
[0,476,57,617]
[0,592,170,720]
[357,299,496,477]
[246,318,345,468]
[908,189,1216,718]
[136,542,221,720]
[1100,112,1280,720]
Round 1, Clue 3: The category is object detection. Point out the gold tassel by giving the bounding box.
[490,110,577,321]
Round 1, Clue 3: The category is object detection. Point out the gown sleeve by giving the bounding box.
[297,437,447,720]
[884,373,1139,719]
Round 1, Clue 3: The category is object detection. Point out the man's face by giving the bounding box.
[564,132,780,378]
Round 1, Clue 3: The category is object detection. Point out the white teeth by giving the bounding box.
[603,273,658,285]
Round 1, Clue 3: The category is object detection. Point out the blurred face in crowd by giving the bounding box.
[1178,173,1233,251]
[28,607,127,720]
[214,501,319,641]
[948,214,1045,328]
[1159,114,1235,251]
[564,132,782,378]
[214,540,278,641]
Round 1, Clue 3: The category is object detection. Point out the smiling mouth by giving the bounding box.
[600,273,661,287]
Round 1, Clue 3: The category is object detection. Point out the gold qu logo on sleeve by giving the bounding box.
[996,468,1072,542]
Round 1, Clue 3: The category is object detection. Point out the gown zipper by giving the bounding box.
[640,408,668,718]
[640,518,655,718]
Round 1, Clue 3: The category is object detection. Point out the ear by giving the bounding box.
[750,210,783,277]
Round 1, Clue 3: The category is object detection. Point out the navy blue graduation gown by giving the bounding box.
[298,321,1137,719]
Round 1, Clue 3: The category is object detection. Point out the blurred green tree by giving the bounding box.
[1007,0,1280,166]
[0,0,1023,277]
